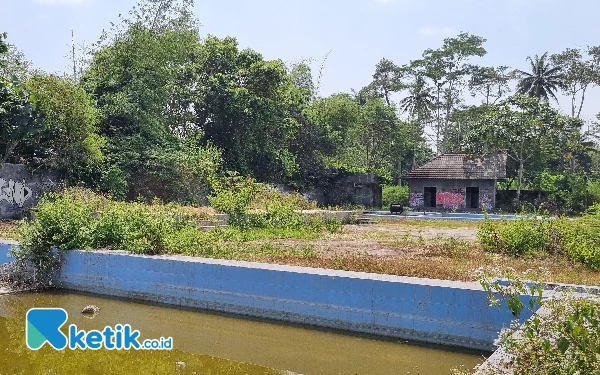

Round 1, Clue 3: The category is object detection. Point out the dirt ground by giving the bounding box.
[344,224,478,240]
[253,223,479,258]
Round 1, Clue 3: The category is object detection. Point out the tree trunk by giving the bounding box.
[1,142,17,164]
[397,160,402,185]
[576,86,586,119]
[516,159,524,202]
[435,85,441,154]
[571,88,576,118]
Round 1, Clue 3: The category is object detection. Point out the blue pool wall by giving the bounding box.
[0,241,528,351]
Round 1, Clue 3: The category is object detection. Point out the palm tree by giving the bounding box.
[515,52,563,102]
[399,76,435,122]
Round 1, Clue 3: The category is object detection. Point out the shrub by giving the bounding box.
[479,210,600,269]
[208,173,335,232]
[11,187,340,286]
[471,268,600,375]
[382,185,409,208]
[586,181,600,207]
[478,216,554,257]
[208,172,262,217]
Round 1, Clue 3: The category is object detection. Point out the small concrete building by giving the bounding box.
[402,153,507,211]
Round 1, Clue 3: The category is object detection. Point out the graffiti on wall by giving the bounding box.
[436,190,464,208]
[480,191,493,211]
[0,178,33,207]
[409,193,424,208]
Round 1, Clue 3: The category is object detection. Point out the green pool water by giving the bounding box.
[0,290,486,374]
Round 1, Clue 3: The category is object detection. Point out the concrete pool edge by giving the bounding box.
[0,241,523,352]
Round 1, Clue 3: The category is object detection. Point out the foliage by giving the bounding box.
[407,32,487,152]
[0,32,7,56]
[0,76,41,163]
[188,35,298,181]
[81,0,204,199]
[515,52,563,102]
[3,2,600,215]
[22,74,105,184]
[473,268,600,375]
[132,143,221,204]
[468,65,512,105]
[0,44,35,81]
[208,173,336,231]
[208,172,263,216]
[457,94,583,200]
[14,188,339,280]
[478,215,559,257]
[478,210,600,269]
[382,185,409,207]
[368,58,405,105]
[551,47,600,118]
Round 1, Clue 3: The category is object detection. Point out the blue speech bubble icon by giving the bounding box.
[26,308,68,350]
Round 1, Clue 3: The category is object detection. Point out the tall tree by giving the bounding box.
[459,95,583,200]
[0,45,34,82]
[551,47,600,118]
[408,32,487,153]
[0,32,7,56]
[188,36,296,182]
[468,65,511,105]
[369,58,404,106]
[515,52,563,102]
[0,78,40,163]
[398,75,435,162]
[82,0,215,199]
[399,75,435,127]
[22,75,105,184]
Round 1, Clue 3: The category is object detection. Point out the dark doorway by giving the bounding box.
[466,187,479,209]
[424,187,436,208]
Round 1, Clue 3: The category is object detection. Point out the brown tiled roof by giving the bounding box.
[402,153,507,180]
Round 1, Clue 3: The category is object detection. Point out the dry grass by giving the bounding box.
[247,244,600,286]
[0,221,18,240]
[226,221,600,286]
[376,217,482,229]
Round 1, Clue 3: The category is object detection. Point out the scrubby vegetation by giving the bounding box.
[478,207,600,269]
[464,268,600,375]
[381,185,409,208]
[6,186,340,286]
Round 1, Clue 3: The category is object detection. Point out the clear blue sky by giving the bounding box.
[2,0,600,121]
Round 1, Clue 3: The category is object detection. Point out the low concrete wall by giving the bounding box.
[0,241,527,351]
[0,241,15,263]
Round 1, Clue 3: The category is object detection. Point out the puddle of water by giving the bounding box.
[0,290,485,374]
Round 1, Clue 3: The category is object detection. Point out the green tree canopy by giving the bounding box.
[515,52,563,102]
[22,74,104,184]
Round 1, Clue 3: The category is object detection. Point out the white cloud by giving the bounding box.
[34,0,88,5]
[418,27,456,36]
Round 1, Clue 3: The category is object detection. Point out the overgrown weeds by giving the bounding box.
[478,206,600,269]
[6,186,340,287]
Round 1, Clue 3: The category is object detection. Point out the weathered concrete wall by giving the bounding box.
[304,174,382,208]
[0,164,60,219]
[408,179,496,211]
[0,242,526,351]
